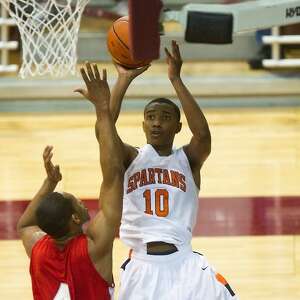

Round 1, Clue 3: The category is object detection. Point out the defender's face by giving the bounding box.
[63,192,90,224]
[143,103,181,147]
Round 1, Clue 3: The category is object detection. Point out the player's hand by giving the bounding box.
[165,40,182,81]
[43,146,62,185]
[115,63,150,82]
[75,62,110,111]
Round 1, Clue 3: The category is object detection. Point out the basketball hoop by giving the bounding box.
[0,0,89,78]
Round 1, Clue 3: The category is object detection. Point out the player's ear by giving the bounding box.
[142,121,146,133]
[176,122,182,133]
[71,214,81,225]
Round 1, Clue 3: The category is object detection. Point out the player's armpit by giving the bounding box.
[86,233,114,285]
[184,135,211,169]
[123,142,138,169]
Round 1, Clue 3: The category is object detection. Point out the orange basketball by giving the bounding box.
[107,16,152,69]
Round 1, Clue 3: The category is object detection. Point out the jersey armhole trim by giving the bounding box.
[180,147,200,192]
[125,146,140,171]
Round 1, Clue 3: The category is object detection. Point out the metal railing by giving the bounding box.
[0,5,18,73]
[262,26,300,68]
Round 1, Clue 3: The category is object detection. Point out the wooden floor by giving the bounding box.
[0,108,300,299]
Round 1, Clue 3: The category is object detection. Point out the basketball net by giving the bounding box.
[0,0,89,78]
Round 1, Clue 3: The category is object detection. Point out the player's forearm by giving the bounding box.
[100,172,124,225]
[17,179,57,231]
[95,111,124,223]
[95,111,124,181]
[171,77,211,140]
[110,76,132,123]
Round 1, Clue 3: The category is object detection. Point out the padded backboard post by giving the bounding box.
[128,0,162,61]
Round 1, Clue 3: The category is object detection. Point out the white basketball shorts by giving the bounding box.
[118,245,238,300]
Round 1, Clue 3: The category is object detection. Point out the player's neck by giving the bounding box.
[54,228,83,247]
[151,144,173,156]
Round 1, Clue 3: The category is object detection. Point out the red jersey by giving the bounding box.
[30,234,112,300]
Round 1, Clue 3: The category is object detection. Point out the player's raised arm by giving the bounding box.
[110,64,149,161]
[165,41,211,186]
[109,63,149,167]
[17,146,62,257]
[110,63,149,123]
[76,62,147,168]
[76,63,124,262]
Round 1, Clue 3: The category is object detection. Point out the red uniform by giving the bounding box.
[30,234,112,300]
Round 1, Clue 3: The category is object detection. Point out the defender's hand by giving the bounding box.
[75,62,110,111]
[165,40,182,82]
[43,146,62,185]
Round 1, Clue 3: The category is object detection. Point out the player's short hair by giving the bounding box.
[36,192,74,239]
[144,98,181,121]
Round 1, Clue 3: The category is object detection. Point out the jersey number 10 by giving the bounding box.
[143,189,169,217]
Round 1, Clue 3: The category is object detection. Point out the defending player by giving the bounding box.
[108,40,239,299]
[17,65,124,300]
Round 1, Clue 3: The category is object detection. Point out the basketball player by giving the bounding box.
[107,40,239,299]
[17,65,123,300]
[80,41,237,300]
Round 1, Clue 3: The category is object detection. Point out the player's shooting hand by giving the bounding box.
[43,146,62,185]
[75,62,110,111]
[165,40,182,82]
[114,63,150,81]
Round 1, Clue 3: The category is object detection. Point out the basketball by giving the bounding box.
[107,16,152,69]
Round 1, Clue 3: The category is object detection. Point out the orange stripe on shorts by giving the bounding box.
[129,249,133,258]
[216,273,228,286]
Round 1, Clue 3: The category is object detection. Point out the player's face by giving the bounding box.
[143,103,181,147]
[63,192,90,224]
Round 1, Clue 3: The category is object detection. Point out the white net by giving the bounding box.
[1,0,89,77]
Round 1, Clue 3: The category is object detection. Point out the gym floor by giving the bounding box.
[0,103,299,299]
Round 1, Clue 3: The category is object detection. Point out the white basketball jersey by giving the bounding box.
[120,144,199,251]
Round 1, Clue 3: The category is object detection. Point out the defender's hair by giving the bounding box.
[36,192,74,239]
[144,98,181,121]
